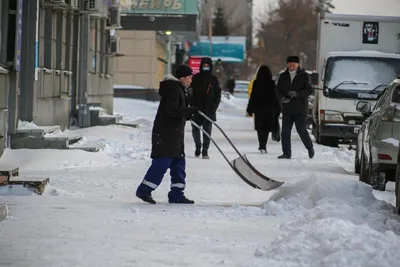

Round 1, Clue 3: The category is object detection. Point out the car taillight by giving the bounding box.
[378,154,392,160]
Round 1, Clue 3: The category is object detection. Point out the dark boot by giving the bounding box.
[169,196,195,204]
[308,148,315,159]
[202,149,209,159]
[195,146,201,157]
[278,154,291,159]
[136,193,156,204]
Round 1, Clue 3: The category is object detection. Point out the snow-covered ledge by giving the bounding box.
[0,66,8,75]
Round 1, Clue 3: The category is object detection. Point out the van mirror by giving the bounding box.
[356,101,372,116]
[310,72,319,86]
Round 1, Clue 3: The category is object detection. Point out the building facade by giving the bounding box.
[113,30,169,89]
[0,0,123,156]
[115,0,202,89]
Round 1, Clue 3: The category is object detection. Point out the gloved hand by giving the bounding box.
[189,106,200,115]
[288,91,297,98]
[281,97,291,104]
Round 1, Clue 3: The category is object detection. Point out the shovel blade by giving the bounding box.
[231,154,284,191]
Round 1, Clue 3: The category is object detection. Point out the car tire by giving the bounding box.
[354,151,360,174]
[359,152,369,183]
[368,159,386,191]
[318,136,338,148]
[395,164,400,215]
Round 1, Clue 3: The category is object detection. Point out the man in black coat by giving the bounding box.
[189,57,222,159]
[276,56,315,159]
[136,64,199,204]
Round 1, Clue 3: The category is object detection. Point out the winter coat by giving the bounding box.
[246,79,281,132]
[151,74,197,158]
[189,57,222,121]
[226,79,235,94]
[276,68,312,115]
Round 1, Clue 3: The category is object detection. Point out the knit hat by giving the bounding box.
[175,64,193,79]
[286,56,300,63]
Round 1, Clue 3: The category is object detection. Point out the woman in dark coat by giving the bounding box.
[246,65,281,153]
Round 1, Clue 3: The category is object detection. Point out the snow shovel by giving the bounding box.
[190,111,284,191]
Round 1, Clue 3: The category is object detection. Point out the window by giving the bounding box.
[324,57,400,91]
[43,9,52,69]
[391,84,400,103]
[65,12,72,72]
[55,10,63,70]
[99,19,105,74]
[90,19,98,73]
[0,2,2,64]
[105,31,109,74]
[6,0,17,64]
[373,84,393,111]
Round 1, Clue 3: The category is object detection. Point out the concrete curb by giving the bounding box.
[0,204,8,221]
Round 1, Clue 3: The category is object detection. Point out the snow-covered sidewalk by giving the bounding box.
[0,96,399,267]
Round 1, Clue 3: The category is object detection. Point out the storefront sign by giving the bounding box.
[121,0,198,14]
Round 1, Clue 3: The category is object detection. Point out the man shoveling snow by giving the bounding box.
[135,64,199,204]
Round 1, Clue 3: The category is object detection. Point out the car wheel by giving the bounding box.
[354,151,360,174]
[395,164,400,215]
[368,158,386,191]
[318,136,338,148]
[359,152,369,183]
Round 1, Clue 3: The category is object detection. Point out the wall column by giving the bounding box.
[19,0,37,122]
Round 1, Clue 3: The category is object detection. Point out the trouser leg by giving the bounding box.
[136,158,173,197]
[257,130,269,150]
[294,114,314,150]
[202,119,213,150]
[281,114,294,156]
[191,116,202,149]
[168,158,186,201]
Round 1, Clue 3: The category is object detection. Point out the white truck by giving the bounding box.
[312,13,400,147]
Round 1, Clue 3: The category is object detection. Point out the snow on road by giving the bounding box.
[0,95,399,267]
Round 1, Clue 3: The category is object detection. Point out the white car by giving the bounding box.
[233,80,250,98]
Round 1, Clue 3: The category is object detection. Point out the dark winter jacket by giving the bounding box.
[226,79,235,94]
[276,68,312,115]
[189,57,222,121]
[151,74,197,158]
[246,72,281,132]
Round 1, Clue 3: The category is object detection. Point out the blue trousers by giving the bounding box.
[136,158,186,201]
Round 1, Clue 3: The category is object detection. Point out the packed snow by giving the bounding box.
[0,95,399,267]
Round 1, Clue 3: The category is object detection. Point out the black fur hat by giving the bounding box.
[175,64,193,79]
[286,56,300,63]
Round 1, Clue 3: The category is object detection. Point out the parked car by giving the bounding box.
[355,76,400,191]
[233,80,250,98]
[396,146,400,214]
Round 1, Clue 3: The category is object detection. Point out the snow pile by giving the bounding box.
[113,97,157,126]
[17,120,40,129]
[217,93,248,118]
[71,136,150,163]
[260,177,400,266]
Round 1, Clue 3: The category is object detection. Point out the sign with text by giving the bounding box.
[188,37,246,63]
[121,0,198,15]
[188,56,202,74]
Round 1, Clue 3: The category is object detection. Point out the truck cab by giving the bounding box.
[313,13,400,147]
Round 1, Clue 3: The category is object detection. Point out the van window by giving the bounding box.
[391,84,400,103]
[324,57,400,91]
